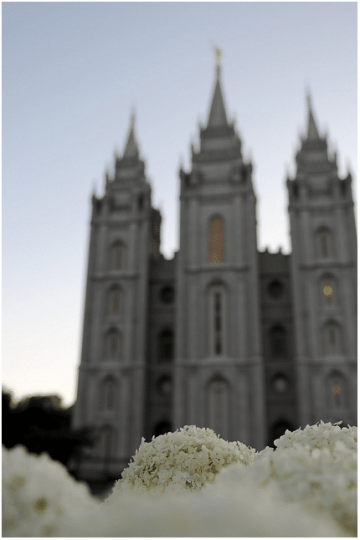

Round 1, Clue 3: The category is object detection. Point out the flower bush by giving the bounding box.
[245,421,357,536]
[2,445,100,537]
[110,425,255,495]
[2,422,357,537]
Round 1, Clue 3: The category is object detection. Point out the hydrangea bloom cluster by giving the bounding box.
[2,445,99,537]
[2,422,357,537]
[110,425,255,495]
[246,421,357,536]
[101,466,343,537]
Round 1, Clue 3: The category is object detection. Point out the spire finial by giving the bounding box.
[305,89,320,140]
[214,46,222,66]
[214,45,222,77]
[130,107,135,128]
[207,45,228,127]
[123,110,139,159]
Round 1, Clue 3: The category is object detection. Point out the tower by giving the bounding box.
[174,56,265,449]
[287,95,357,427]
[72,115,159,480]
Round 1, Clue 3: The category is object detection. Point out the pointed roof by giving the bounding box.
[306,92,320,140]
[207,62,228,128]
[123,112,139,159]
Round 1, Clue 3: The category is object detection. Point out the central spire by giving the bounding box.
[207,47,228,128]
[306,92,320,140]
[123,111,140,159]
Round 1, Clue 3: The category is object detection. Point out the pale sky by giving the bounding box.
[2,2,357,406]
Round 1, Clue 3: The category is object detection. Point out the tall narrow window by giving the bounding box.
[316,228,333,259]
[209,216,225,263]
[328,371,346,409]
[270,325,287,359]
[106,329,121,360]
[101,376,116,410]
[110,241,124,270]
[209,286,226,356]
[108,287,121,315]
[323,321,341,356]
[99,425,116,460]
[207,378,229,440]
[158,329,174,362]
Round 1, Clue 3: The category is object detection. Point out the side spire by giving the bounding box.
[207,46,228,128]
[306,92,320,140]
[123,111,139,159]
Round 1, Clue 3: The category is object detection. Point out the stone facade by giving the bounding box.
[71,66,357,483]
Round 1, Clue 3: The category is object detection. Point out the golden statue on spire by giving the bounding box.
[214,46,222,67]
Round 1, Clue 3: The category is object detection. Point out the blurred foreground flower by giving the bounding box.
[246,421,357,536]
[2,422,357,537]
[2,445,100,537]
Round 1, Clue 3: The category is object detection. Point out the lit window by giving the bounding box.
[209,286,226,356]
[328,372,345,409]
[320,275,336,307]
[209,216,225,263]
[323,284,333,299]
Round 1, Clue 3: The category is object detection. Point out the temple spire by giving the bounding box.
[306,92,320,140]
[207,46,228,128]
[123,111,139,159]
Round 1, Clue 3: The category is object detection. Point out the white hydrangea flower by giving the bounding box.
[107,425,255,497]
[101,464,344,537]
[2,445,100,537]
[2,422,356,537]
[246,422,357,536]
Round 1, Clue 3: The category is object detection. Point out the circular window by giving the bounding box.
[159,286,175,304]
[157,376,172,396]
[267,280,284,298]
[272,374,289,394]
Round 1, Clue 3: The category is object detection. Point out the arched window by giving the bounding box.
[209,216,225,263]
[209,285,227,356]
[320,274,336,308]
[207,378,229,440]
[271,373,290,394]
[108,286,121,315]
[158,329,174,362]
[327,371,346,409]
[105,329,121,360]
[269,325,287,359]
[98,424,116,460]
[110,241,125,270]
[323,321,341,356]
[316,227,333,259]
[101,376,116,411]
[157,375,172,396]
